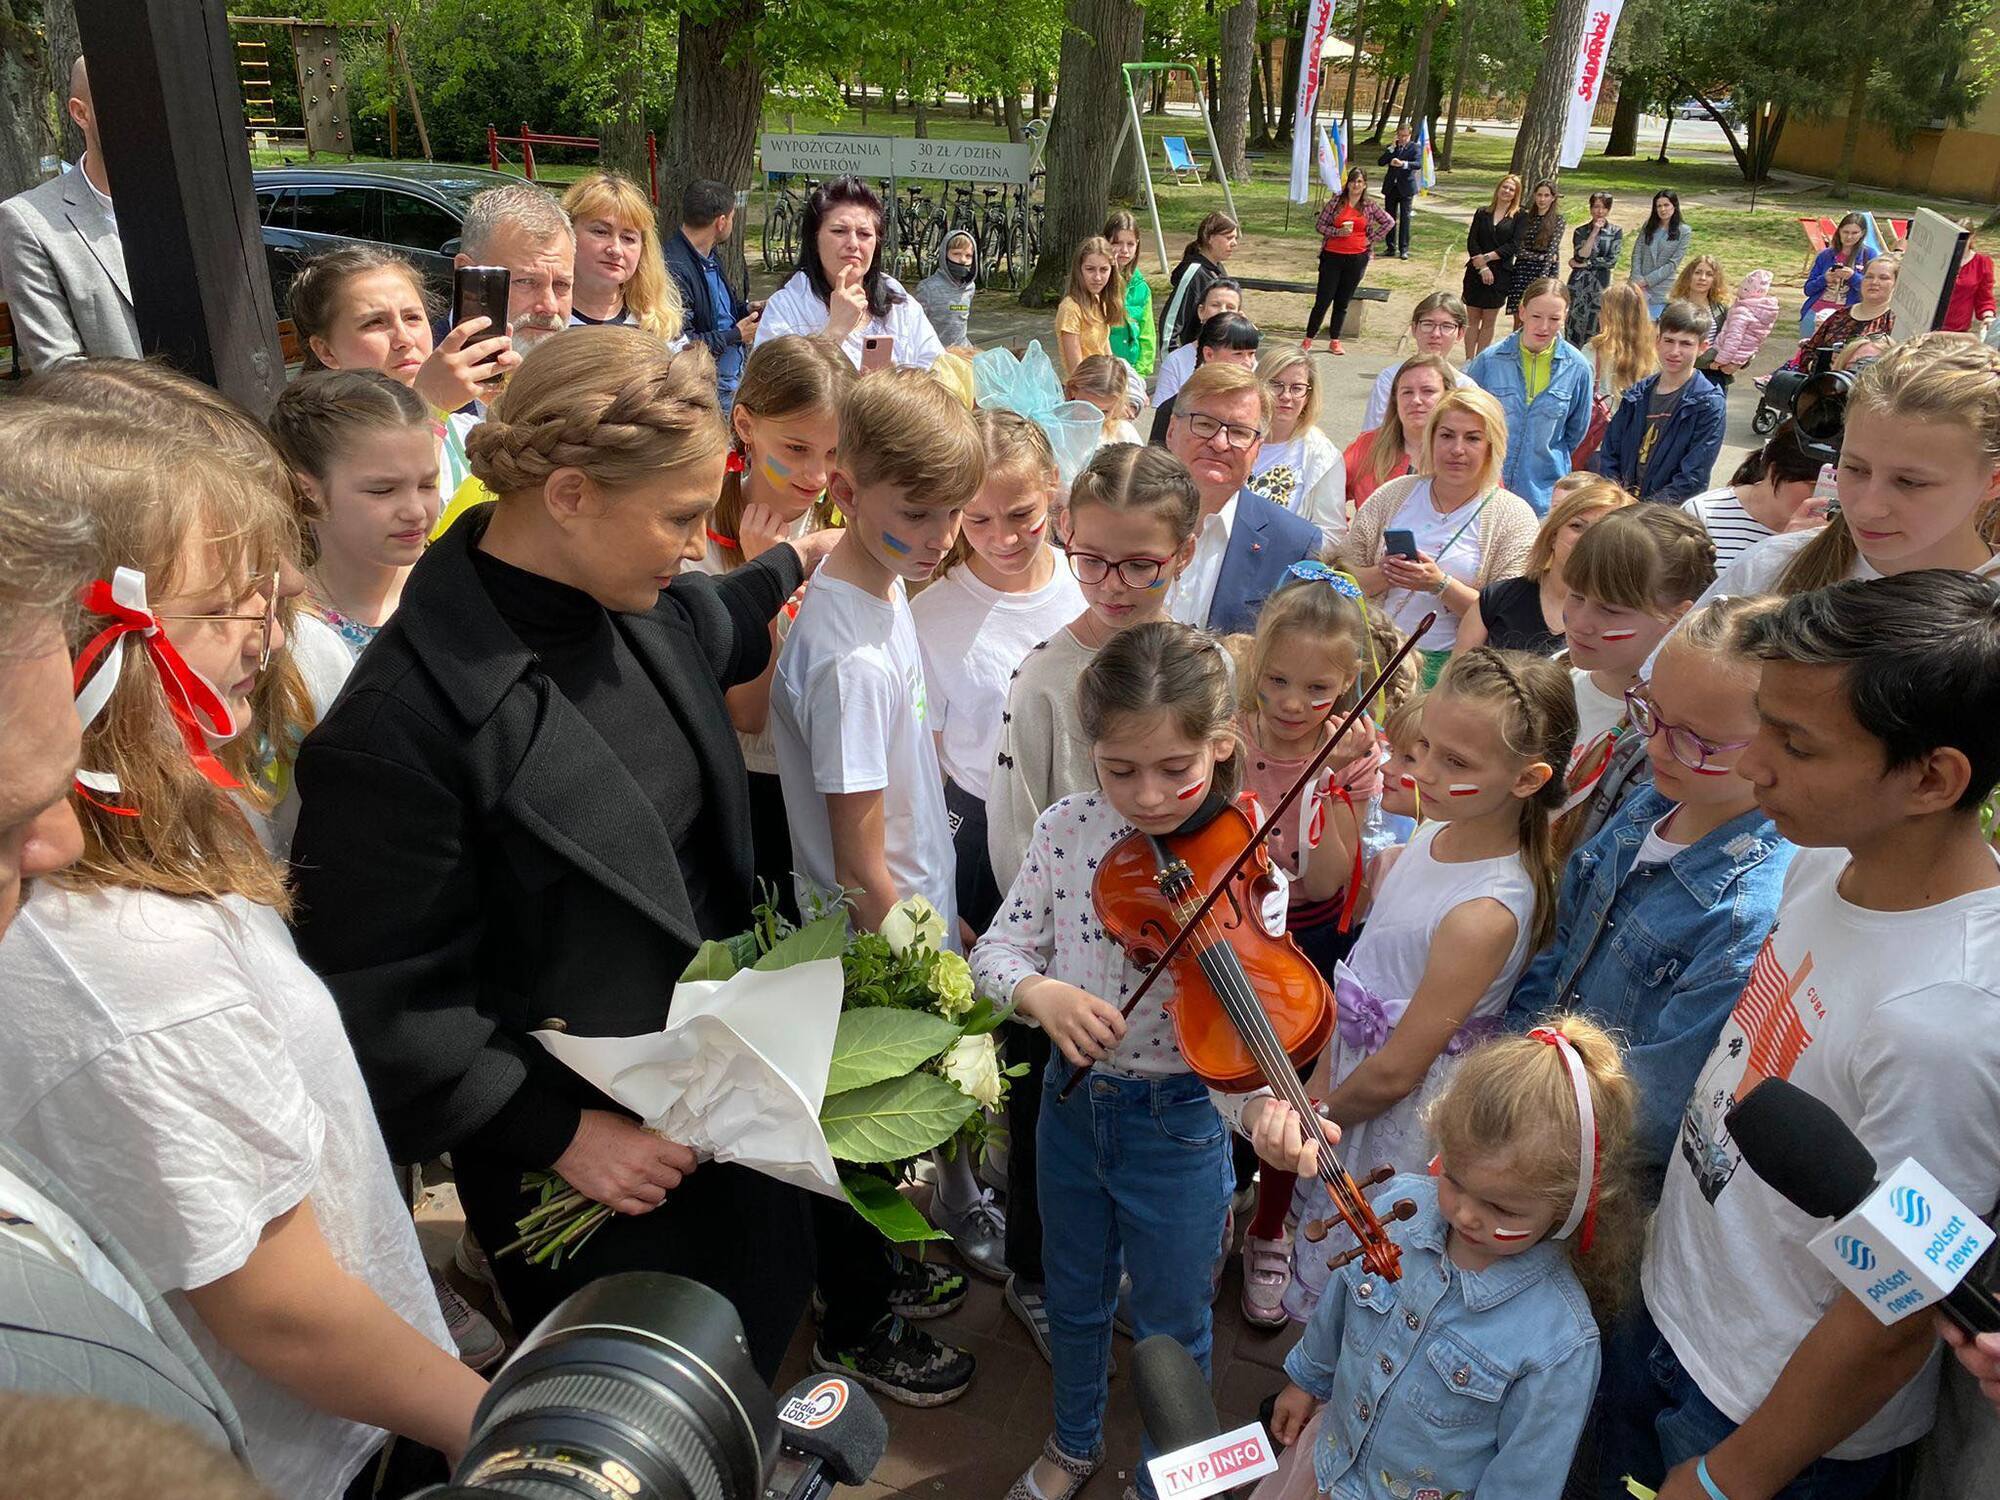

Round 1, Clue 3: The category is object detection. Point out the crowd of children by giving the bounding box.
[3,161,1999,1500]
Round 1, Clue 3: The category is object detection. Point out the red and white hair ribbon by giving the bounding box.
[73,568,242,812]
[1528,1026,1601,1250]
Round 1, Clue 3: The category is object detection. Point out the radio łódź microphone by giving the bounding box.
[1132,1335,1279,1499]
[764,1372,888,1498]
[1726,1078,2000,1334]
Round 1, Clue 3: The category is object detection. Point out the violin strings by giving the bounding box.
[1172,887,1374,1232]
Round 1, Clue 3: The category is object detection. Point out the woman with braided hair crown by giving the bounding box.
[290,326,841,1374]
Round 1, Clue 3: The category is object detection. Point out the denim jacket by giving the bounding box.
[1284,1174,1599,1500]
[1505,788,1794,1189]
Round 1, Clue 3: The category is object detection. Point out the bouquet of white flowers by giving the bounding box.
[504,893,1016,1264]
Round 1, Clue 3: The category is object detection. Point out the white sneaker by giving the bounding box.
[1240,1232,1293,1328]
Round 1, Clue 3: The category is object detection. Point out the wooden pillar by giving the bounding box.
[73,0,283,409]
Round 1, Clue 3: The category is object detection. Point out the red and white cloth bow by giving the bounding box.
[72,568,242,813]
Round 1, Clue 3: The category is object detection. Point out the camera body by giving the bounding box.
[410,1274,883,1500]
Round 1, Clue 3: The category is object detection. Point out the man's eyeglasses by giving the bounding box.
[1624,687,1750,773]
[1065,550,1173,590]
[154,572,282,670]
[1180,411,1264,450]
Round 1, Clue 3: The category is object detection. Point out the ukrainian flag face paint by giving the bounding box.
[880,532,914,557]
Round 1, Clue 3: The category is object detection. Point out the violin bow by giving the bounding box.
[1056,611,1436,1104]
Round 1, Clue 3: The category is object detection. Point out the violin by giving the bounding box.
[1072,612,1439,1284]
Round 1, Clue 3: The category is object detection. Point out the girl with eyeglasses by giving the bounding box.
[1506,595,1796,1197]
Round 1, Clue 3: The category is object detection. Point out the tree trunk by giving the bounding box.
[1033,73,1047,118]
[1023,0,1144,304]
[1217,0,1255,178]
[914,93,930,138]
[1367,75,1401,139]
[1656,113,1673,162]
[1442,0,1473,167]
[1249,37,1271,150]
[1832,57,1868,196]
[1604,74,1642,156]
[45,0,84,164]
[1002,89,1025,143]
[1277,0,1305,144]
[1403,2,1445,132]
[1113,17,1148,201]
[663,0,765,290]
[859,77,869,124]
[594,0,648,184]
[1509,0,1590,186]
[0,0,47,198]
[1341,0,1370,145]
[1207,50,1219,114]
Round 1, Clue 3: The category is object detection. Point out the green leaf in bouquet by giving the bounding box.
[753,913,849,972]
[839,1170,948,1243]
[680,941,739,984]
[956,995,1017,1036]
[825,1007,961,1096]
[821,1072,979,1163]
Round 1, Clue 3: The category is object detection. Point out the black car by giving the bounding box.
[253,163,521,315]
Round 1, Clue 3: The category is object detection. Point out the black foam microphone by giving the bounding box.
[1728,1078,2000,1335]
[764,1373,887,1496]
[1134,1334,1222,1455]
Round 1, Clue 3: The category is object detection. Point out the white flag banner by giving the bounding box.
[1560,0,1625,170]
[1290,0,1339,202]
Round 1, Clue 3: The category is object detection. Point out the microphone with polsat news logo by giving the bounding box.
[1726,1077,2000,1334]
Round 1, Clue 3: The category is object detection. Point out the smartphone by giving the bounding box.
[452,265,511,337]
[1383,528,1420,561]
[861,333,895,372]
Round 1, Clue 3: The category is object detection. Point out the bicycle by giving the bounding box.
[761,174,816,274]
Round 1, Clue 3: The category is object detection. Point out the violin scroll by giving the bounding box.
[1322,1198,1419,1275]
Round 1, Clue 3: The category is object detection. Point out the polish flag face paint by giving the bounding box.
[1687,762,1734,776]
[1308,697,1337,712]
[1490,1226,1537,1242]
[1025,515,1048,538]
[1446,783,1481,798]
[1598,629,1640,642]
[1175,778,1207,802]
[880,531,914,557]
[1398,773,1418,790]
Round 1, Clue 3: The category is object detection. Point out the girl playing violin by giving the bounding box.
[1228,563,1387,1328]
[1247,647,1576,1323]
[973,621,1273,1500]
[1250,1017,1641,1500]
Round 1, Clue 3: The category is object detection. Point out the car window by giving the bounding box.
[292,185,377,239]
[380,191,462,254]
[256,188,287,226]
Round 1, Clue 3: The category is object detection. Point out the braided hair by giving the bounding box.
[1430,647,1577,949]
[466,327,726,496]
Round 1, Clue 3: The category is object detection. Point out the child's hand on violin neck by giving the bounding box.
[1269,1382,1322,1447]
[1018,977,1128,1067]
[1249,1097,1342,1177]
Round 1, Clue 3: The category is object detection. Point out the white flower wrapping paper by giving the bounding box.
[531,957,847,1200]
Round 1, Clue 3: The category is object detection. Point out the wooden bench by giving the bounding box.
[1231,275,1389,337]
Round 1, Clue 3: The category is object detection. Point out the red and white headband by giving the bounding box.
[1528,1025,1601,1250]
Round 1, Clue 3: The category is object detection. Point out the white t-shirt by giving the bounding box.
[0,886,451,1500]
[1631,811,1688,868]
[1569,668,1627,766]
[771,571,960,942]
[1249,426,1348,553]
[910,562,1085,799]
[262,611,361,862]
[1151,343,1199,405]
[1383,481,1486,649]
[1105,416,1146,447]
[1682,487,1778,572]
[1166,496,1238,630]
[1362,359,1477,432]
[752,269,944,370]
[1645,846,2000,1458]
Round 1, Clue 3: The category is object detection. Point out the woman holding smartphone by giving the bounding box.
[1339,386,1538,682]
[754,177,944,370]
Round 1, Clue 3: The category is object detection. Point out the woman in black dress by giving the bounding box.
[1565,192,1624,346]
[1506,179,1566,321]
[1453,477,1631,655]
[1462,172,1521,358]
[291,328,834,1381]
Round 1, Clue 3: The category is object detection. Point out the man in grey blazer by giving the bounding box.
[0,433,241,1455]
[0,59,142,371]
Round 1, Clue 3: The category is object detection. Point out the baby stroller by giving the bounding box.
[1752,340,1847,436]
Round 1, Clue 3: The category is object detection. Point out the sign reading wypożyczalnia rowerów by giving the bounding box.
[759,133,1033,186]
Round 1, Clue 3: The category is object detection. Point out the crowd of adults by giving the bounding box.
[2,56,2000,1500]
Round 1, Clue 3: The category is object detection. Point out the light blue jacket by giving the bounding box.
[1465,332,1594,514]
[1505,788,1794,1191]
[1284,1174,1599,1500]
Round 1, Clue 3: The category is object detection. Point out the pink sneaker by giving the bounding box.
[1328,339,1346,356]
[1240,1232,1293,1328]
[1300,337,1314,352]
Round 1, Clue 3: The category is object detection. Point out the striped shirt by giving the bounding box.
[1681,486,1774,571]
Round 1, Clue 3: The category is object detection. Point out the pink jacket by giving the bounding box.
[1714,269,1778,365]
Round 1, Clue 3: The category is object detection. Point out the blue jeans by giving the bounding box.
[1592,1297,1901,1500]
[1039,1061,1231,1495]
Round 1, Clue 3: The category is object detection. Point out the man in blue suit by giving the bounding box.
[1161,363,1323,636]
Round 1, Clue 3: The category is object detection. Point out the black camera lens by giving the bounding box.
[417,1273,779,1500]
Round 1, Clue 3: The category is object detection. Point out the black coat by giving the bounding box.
[290,515,812,1370]
[663,227,750,365]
